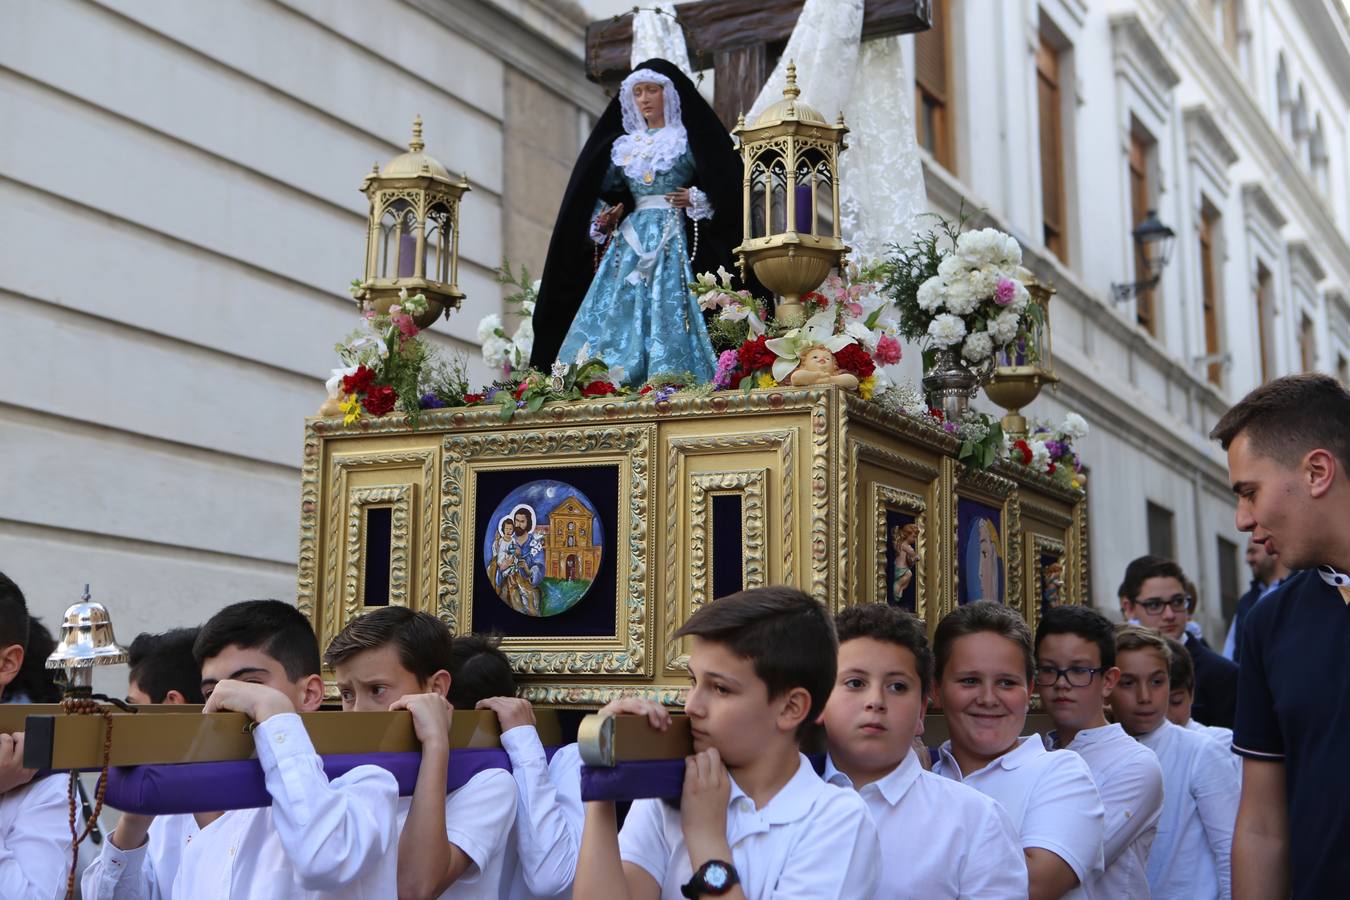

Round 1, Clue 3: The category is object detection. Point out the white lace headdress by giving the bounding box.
[611,68,689,185]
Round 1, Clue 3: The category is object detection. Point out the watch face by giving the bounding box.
[704,864,728,889]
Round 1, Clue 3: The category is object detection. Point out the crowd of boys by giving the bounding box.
[0,372,1344,899]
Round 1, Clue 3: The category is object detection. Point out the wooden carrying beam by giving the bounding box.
[0,704,204,737]
[577,713,695,766]
[21,708,562,771]
[585,0,933,82]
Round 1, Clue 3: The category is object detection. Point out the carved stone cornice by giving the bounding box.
[1110,13,1181,100]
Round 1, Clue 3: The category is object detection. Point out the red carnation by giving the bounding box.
[462,393,484,404]
[342,365,376,396]
[581,380,618,397]
[1047,462,1057,475]
[832,343,876,378]
[927,407,944,422]
[737,336,776,373]
[803,291,829,308]
[1013,439,1033,466]
[362,385,398,416]
[638,385,654,395]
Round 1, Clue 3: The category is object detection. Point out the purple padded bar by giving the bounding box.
[580,754,829,803]
[104,748,518,815]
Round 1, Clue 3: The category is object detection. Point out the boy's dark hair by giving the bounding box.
[835,604,934,697]
[1035,605,1117,669]
[1210,373,1350,473]
[933,601,1035,684]
[447,633,515,709]
[1116,556,1188,603]
[673,586,837,739]
[192,599,320,680]
[323,607,455,688]
[9,618,61,703]
[128,628,205,704]
[1163,636,1194,694]
[0,572,31,650]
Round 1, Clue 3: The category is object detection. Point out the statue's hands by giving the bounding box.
[665,188,692,209]
[597,203,625,231]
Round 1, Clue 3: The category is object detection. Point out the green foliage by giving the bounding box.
[957,418,1004,471]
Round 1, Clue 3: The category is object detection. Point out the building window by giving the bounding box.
[915,0,954,171]
[1129,126,1158,335]
[1216,535,1240,627]
[1147,501,1175,560]
[1255,262,1274,382]
[1199,202,1223,387]
[1037,32,1068,263]
[1300,313,1317,371]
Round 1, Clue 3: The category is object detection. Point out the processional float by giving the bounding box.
[15,68,1087,853]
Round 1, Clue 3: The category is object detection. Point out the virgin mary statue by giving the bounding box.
[529,59,744,385]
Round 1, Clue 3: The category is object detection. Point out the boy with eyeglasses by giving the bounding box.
[1035,606,1164,898]
[1116,556,1237,728]
[1109,626,1237,899]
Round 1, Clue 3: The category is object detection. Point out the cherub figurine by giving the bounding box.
[891,522,920,598]
[787,345,860,390]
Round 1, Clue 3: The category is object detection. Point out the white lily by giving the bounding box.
[720,302,767,337]
[765,309,856,383]
[716,265,734,289]
[326,365,359,399]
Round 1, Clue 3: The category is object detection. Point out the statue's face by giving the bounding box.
[801,347,837,373]
[633,81,665,123]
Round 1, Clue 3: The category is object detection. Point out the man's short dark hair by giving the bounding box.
[835,604,934,697]
[0,572,30,650]
[1117,556,1188,603]
[1210,373,1350,473]
[1163,636,1194,694]
[1035,605,1117,668]
[128,628,205,704]
[323,607,455,688]
[193,600,320,680]
[933,601,1035,684]
[9,618,60,703]
[447,633,515,709]
[673,586,837,739]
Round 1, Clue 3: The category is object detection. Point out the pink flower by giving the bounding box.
[846,302,863,318]
[393,314,419,337]
[874,334,902,365]
[994,278,1016,306]
[713,349,739,389]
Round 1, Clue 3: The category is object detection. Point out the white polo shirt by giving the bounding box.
[1049,724,1163,899]
[499,727,583,900]
[82,811,198,900]
[150,713,399,899]
[0,773,70,900]
[935,735,1105,899]
[1185,719,1242,781]
[618,753,880,899]
[395,765,516,899]
[823,751,1027,898]
[1135,720,1238,900]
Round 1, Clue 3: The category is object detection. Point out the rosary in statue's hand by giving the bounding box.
[665,188,692,208]
[597,203,625,232]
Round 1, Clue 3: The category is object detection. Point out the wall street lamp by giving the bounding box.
[1111,210,1175,304]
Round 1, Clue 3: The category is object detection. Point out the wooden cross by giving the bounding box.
[586,0,933,129]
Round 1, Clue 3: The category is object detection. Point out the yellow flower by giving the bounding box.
[339,394,362,426]
[756,372,777,389]
[1070,477,1083,490]
[859,375,877,400]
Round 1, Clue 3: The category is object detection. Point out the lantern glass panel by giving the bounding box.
[749,160,769,238]
[377,199,419,280]
[425,203,452,284]
[814,161,835,238]
[769,158,788,235]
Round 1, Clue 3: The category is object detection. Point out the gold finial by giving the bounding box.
[836,111,845,126]
[783,60,800,100]
[410,115,425,153]
[736,112,746,128]
[460,171,470,188]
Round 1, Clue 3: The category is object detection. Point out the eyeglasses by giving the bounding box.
[1034,665,1105,688]
[1130,594,1191,614]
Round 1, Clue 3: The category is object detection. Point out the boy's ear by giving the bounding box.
[0,643,24,689]
[297,674,326,712]
[776,686,813,734]
[1101,666,1121,696]
[427,669,452,699]
[164,689,189,705]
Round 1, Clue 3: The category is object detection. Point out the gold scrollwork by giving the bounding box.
[344,486,412,614]
[441,426,654,677]
[1026,533,1069,635]
[871,483,928,618]
[810,392,834,602]
[518,683,689,709]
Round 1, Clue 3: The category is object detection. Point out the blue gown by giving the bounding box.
[556,147,717,385]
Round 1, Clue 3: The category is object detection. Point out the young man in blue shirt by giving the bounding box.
[1210,372,1350,899]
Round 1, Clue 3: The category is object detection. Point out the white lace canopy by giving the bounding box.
[611,68,689,184]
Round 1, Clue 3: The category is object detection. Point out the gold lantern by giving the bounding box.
[354,116,470,329]
[984,277,1059,438]
[733,62,849,326]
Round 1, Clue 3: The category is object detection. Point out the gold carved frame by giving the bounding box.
[440,426,655,698]
[1025,533,1069,635]
[947,460,1023,620]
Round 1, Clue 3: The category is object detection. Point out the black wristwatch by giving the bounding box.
[681,860,740,898]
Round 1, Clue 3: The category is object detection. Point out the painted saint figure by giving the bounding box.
[530,58,746,385]
[495,507,545,617]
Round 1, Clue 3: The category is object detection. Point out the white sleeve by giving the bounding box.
[1192,739,1239,899]
[254,713,400,892]
[1098,750,1165,866]
[1020,753,1106,886]
[80,833,162,900]
[0,774,71,900]
[685,187,714,221]
[500,728,582,895]
[959,796,1029,899]
[617,798,673,887]
[443,768,516,882]
[770,790,880,900]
